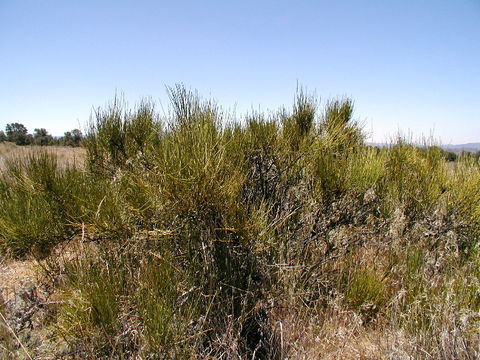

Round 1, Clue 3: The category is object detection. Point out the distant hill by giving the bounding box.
[366,142,480,153]
[441,143,480,153]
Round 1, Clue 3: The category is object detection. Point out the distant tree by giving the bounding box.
[5,123,31,145]
[445,151,457,162]
[34,128,48,137]
[33,128,54,146]
[71,129,83,146]
[0,130,6,142]
[62,131,74,146]
[60,129,83,147]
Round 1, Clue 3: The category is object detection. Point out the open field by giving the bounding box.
[0,143,85,170]
[0,87,479,359]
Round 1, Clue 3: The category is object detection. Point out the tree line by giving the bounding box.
[0,123,83,147]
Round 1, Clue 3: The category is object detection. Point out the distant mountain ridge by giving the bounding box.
[441,143,480,152]
[366,142,480,153]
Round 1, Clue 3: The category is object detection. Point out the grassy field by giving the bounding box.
[0,142,85,170]
[0,87,479,359]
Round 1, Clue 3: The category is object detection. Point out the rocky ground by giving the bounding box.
[0,254,73,359]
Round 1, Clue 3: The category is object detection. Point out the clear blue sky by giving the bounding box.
[1,0,479,143]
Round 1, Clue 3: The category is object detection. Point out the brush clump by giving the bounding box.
[0,85,479,359]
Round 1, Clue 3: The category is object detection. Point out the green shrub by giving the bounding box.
[58,247,125,357]
[84,98,161,175]
[344,267,388,317]
[2,85,480,358]
[380,139,448,217]
[0,152,87,257]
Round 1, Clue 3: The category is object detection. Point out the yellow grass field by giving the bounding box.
[0,142,85,170]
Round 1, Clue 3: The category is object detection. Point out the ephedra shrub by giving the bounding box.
[1,85,479,359]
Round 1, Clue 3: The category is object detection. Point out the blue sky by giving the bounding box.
[0,0,479,143]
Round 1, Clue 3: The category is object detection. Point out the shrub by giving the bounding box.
[2,85,480,359]
[0,152,87,257]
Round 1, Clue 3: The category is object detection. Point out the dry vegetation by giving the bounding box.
[0,86,479,359]
[0,143,85,170]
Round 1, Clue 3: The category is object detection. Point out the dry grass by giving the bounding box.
[285,312,428,360]
[0,143,85,170]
